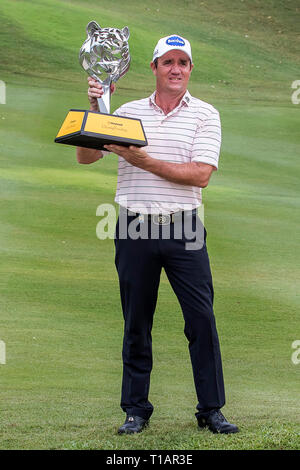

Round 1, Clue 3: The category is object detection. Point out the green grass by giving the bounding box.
[0,0,300,450]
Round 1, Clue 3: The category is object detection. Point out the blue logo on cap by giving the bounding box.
[166,36,185,47]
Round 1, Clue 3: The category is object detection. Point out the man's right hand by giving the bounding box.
[88,77,116,112]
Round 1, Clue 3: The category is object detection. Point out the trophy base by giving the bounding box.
[55,109,148,150]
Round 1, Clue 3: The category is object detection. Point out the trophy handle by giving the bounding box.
[97,84,111,114]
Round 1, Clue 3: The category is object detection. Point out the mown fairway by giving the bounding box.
[0,0,299,450]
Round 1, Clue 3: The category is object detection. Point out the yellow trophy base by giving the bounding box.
[55,109,148,150]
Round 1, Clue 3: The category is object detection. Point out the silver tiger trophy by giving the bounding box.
[79,21,130,114]
[55,21,147,150]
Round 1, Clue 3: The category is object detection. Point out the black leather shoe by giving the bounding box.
[118,415,149,434]
[197,409,239,434]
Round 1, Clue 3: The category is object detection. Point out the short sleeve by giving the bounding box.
[191,108,222,169]
[113,105,126,118]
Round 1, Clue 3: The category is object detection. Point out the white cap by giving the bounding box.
[153,35,192,63]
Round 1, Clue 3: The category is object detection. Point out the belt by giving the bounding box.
[126,209,197,225]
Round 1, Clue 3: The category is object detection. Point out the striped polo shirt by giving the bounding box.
[111,90,221,215]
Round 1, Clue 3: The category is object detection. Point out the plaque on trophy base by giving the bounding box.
[55,109,147,150]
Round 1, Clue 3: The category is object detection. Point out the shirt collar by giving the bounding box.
[181,90,192,106]
[149,90,192,110]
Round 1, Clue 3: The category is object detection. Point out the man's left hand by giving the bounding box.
[104,144,150,170]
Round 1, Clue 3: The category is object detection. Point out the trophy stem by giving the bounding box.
[97,84,111,114]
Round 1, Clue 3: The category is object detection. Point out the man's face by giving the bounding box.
[150,49,193,95]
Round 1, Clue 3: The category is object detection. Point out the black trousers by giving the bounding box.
[114,210,225,420]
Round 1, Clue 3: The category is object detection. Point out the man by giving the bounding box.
[76,35,239,435]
